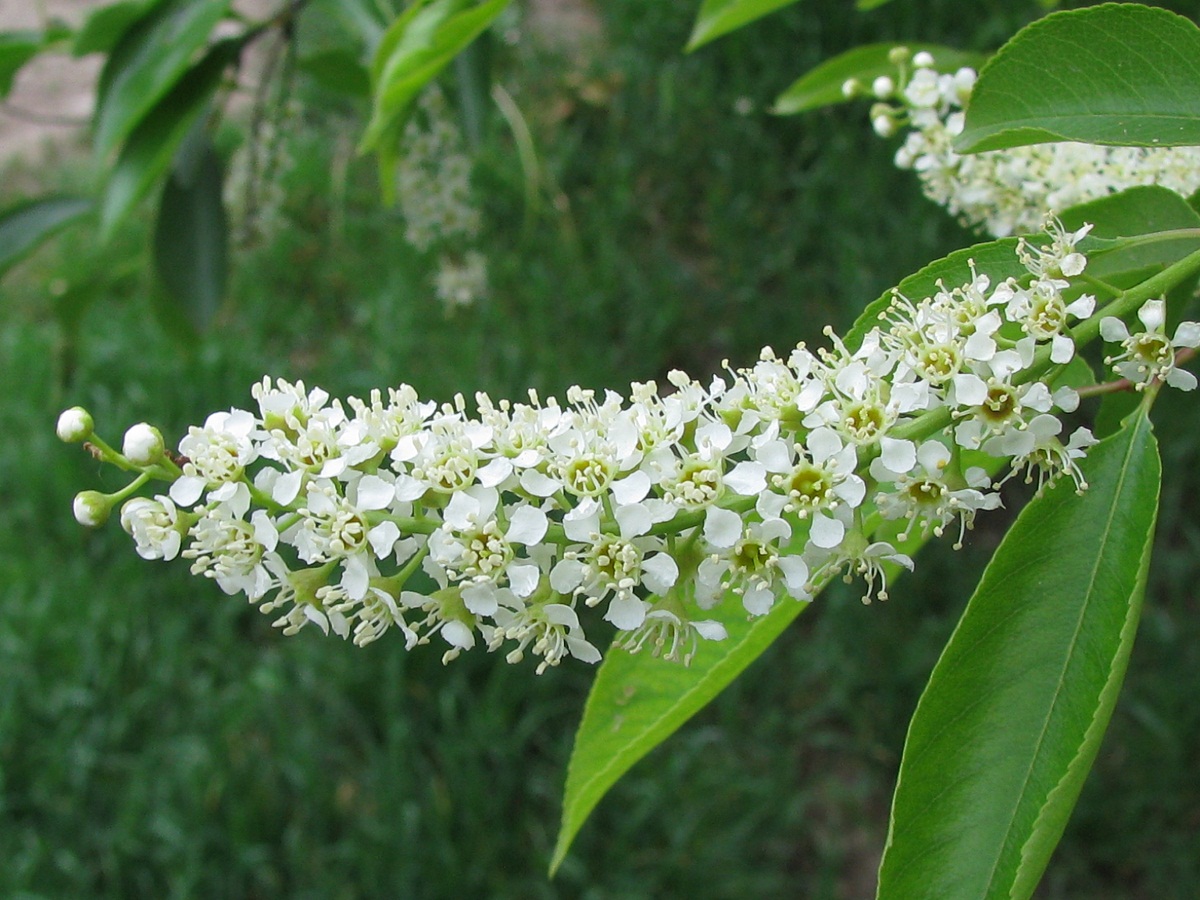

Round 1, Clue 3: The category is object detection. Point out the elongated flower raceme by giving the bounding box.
[63,224,1198,673]
[852,51,1200,238]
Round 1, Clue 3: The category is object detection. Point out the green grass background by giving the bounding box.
[3,1,1198,897]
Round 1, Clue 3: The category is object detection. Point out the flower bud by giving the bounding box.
[888,46,911,66]
[912,50,935,68]
[73,491,111,528]
[57,407,94,443]
[871,75,895,99]
[123,423,165,467]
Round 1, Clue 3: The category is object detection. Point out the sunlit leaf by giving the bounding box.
[359,0,510,154]
[956,4,1200,153]
[551,588,811,875]
[877,408,1160,900]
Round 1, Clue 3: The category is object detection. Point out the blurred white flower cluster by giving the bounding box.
[65,223,1155,673]
[396,87,489,311]
[224,100,301,246]
[855,51,1200,237]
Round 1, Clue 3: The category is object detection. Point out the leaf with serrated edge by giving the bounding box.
[877,408,1160,900]
[956,4,1200,153]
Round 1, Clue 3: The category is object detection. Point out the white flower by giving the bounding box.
[489,599,601,674]
[755,426,866,548]
[1102,300,1200,391]
[872,441,1000,547]
[73,491,110,528]
[805,531,913,605]
[171,409,259,506]
[697,516,809,616]
[123,423,165,467]
[874,54,1200,237]
[120,495,185,560]
[612,607,728,666]
[57,407,93,443]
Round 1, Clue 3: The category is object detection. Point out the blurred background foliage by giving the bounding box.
[2,0,1197,896]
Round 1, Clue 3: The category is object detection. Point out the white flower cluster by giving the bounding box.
[224,99,301,246]
[396,86,489,311]
[856,51,1200,237]
[68,224,1138,673]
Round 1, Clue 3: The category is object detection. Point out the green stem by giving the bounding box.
[108,472,152,504]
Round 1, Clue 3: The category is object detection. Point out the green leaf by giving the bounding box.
[877,408,1160,900]
[773,43,986,116]
[299,48,372,98]
[552,498,944,874]
[845,237,1025,352]
[73,0,165,57]
[101,40,238,239]
[94,0,229,160]
[856,0,896,8]
[0,196,92,276]
[956,4,1200,153]
[684,0,802,52]
[1060,186,1200,280]
[0,31,47,97]
[551,593,812,875]
[153,135,227,333]
[359,0,510,154]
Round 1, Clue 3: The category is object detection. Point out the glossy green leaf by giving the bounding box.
[94,0,229,160]
[359,0,510,154]
[846,237,1025,352]
[153,136,227,332]
[0,196,92,276]
[773,43,985,115]
[877,408,1160,900]
[101,40,237,239]
[0,31,45,97]
[856,0,896,8]
[552,494,946,875]
[685,0,802,52]
[1060,186,1200,280]
[956,4,1200,153]
[73,0,164,57]
[551,591,811,875]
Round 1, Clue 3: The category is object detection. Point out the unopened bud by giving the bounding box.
[57,407,93,443]
[73,491,111,528]
[871,75,895,99]
[888,46,911,66]
[123,423,165,467]
[912,50,935,68]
